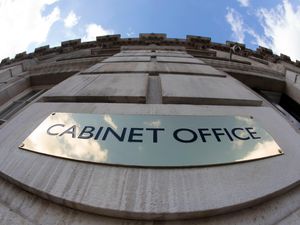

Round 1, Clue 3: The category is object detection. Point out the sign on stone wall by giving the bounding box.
[19,112,283,167]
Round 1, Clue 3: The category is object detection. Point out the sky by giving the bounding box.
[0,0,300,61]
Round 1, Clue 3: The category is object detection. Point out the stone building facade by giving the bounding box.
[0,33,300,224]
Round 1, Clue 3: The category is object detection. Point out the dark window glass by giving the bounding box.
[0,101,26,120]
[254,89,300,130]
[0,89,46,123]
[18,90,39,101]
[279,94,300,123]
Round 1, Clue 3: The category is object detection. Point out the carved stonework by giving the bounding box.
[2,33,298,67]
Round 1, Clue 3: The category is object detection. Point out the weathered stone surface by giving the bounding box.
[277,208,300,225]
[146,76,162,104]
[186,35,211,48]
[88,62,226,76]
[156,63,226,76]
[0,173,300,225]
[0,77,30,105]
[103,56,151,62]
[43,73,148,103]
[140,33,166,40]
[90,62,153,73]
[114,50,192,57]
[1,37,300,225]
[160,74,262,106]
[157,56,205,64]
[0,65,23,82]
[43,74,100,97]
[34,45,50,54]
[61,39,81,47]
[96,34,121,42]
[201,57,285,80]
[0,102,299,220]
[77,73,148,103]
[81,63,105,73]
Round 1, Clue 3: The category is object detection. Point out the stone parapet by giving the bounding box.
[1,33,299,68]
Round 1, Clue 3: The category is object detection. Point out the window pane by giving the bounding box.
[0,89,47,121]
[0,101,26,120]
[18,90,39,102]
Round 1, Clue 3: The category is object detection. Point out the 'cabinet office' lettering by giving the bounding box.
[20,113,282,167]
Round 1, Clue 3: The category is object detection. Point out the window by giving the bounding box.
[255,90,300,131]
[0,89,47,125]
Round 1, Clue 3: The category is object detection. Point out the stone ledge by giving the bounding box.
[0,102,299,220]
[2,33,299,67]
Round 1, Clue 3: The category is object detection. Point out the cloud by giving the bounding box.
[255,0,300,60]
[233,139,244,150]
[235,116,253,126]
[126,27,135,37]
[0,0,60,60]
[143,120,161,128]
[240,140,281,160]
[104,114,117,130]
[237,0,250,7]
[64,10,79,28]
[226,8,245,43]
[225,8,264,46]
[24,113,108,162]
[126,31,135,37]
[226,0,300,61]
[82,23,114,41]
